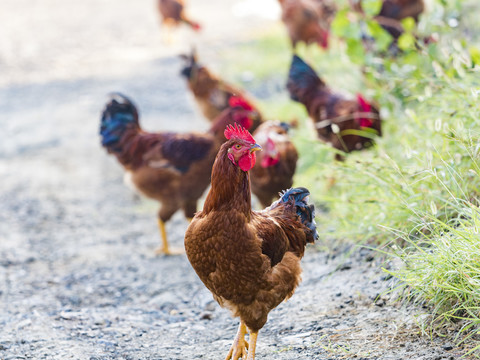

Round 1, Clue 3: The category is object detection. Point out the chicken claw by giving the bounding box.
[154,246,184,256]
[155,219,184,256]
[225,322,248,360]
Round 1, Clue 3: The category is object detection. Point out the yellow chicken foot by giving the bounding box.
[154,219,183,256]
[225,322,248,360]
[246,331,258,360]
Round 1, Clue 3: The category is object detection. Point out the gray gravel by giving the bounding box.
[0,0,469,359]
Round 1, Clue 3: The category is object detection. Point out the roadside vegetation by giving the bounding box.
[221,0,480,355]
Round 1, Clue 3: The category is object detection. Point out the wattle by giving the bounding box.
[261,156,279,168]
[239,152,256,171]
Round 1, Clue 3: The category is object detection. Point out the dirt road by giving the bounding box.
[0,0,464,358]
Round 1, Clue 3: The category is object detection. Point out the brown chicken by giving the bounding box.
[157,0,201,33]
[100,93,256,255]
[180,50,264,131]
[287,55,381,160]
[278,0,336,49]
[185,124,317,360]
[250,121,298,208]
[351,0,425,40]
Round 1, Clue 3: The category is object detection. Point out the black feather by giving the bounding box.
[100,93,139,152]
[286,55,323,102]
[277,187,319,241]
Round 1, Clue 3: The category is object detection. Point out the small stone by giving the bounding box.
[199,311,213,320]
[338,263,352,271]
[443,344,453,351]
[204,300,216,312]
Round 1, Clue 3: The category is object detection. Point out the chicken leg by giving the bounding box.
[155,219,170,255]
[154,219,183,256]
[246,331,258,360]
[225,321,248,360]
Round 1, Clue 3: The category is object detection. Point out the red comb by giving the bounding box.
[228,96,254,111]
[356,94,371,113]
[356,94,373,128]
[224,123,256,143]
[192,22,202,31]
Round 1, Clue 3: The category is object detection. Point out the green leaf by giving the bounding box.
[346,38,366,64]
[362,0,382,17]
[331,9,359,39]
[398,33,416,51]
[469,46,480,66]
[331,9,349,38]
[367,20,393,52]
[401,17,416,33]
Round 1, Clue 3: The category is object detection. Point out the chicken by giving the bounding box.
[379,0,424,22]
[184,124,317,359]
[250,121,298,208]
[99,93,256,255]
[278,0,336,49]
[180,50,264,131]
[287,55,381,160]
[377,0,425,41]
[350,0,425,40]
[157,0,201,40]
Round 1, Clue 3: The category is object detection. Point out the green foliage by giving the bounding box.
[331,9,362,41]
[361,0,382,16]
[388,206,480,355]
[366,20,393,52]
[469,46,480,66]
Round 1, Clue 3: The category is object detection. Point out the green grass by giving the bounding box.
[218,0,480,354]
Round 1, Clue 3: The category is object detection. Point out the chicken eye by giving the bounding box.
[234,144,242,150]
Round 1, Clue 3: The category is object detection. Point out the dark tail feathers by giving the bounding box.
[286,55,324,103]
[100,93,139,151]
[278,187,319,242]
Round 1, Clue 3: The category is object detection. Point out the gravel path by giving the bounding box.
[0,0,467,359]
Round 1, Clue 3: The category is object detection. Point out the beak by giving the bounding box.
[249,143,262,153]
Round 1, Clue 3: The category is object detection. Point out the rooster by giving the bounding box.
[251,121,298,208]
[287,55,381,160]
[278,0,336,49]
[351,0,425,41]
[157,0,201,41]
[100,93,255,255]
[180,50,264,131]
[185,124,317,359]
